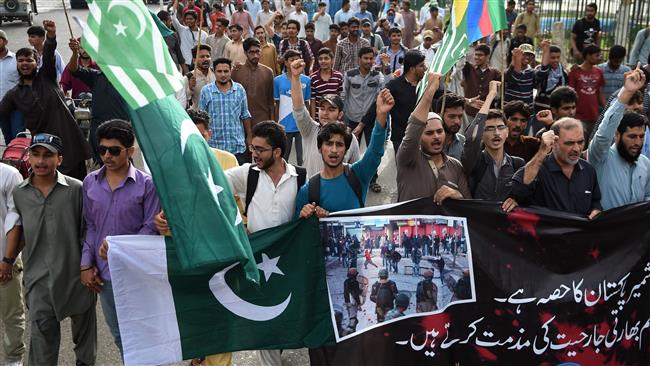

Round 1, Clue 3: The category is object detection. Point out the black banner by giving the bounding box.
[313,198,650,366]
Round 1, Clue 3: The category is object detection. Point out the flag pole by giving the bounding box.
[440,71,449,115]
[61,0,74,39]
[500,31,505,110]
[193,0,205,72]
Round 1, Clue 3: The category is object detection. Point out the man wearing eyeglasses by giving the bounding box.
[80,120,160,359]
[1,133,97,366]
[462,81,521,211]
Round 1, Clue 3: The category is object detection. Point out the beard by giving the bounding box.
[617,140,640,163]
[443,122,459,135]
[258,155,275,170]
[21,68,37,80]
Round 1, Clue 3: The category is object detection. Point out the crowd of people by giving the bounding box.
[0,0,650,365]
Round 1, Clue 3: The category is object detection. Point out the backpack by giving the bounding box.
[245,164,307,215]
[375,281,396,307]
[307,164,364,208]
[469,152,525,196]
[2,132,32,178]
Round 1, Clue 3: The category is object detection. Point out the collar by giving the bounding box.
[0,50,15,60]
[95,163,138,183]
[546,154,585,172]
[212,81,235,94]
[20,170,68,188]
[422,150,449,165]
[251,160,298,176]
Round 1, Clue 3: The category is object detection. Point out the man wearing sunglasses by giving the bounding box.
[80,120,160,359]
[1,133,97,366]
[461,80,521,212]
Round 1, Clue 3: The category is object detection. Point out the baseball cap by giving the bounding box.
[0,30,7,41]
[320,95,344,111]
[30,133,64,154]
[518,43,535,55]
[361,18,371,26]
[422,30,435,40]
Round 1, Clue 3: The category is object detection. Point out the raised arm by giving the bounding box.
[462,80,500,175]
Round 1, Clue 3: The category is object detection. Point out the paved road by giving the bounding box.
[0,7,399,365]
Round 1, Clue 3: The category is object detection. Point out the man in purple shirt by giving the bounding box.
[80,119,160,357]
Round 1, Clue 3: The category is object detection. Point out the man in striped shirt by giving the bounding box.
[310,48,343,120]
[505,44,535,108]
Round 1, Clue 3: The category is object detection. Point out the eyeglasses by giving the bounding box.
[98,145,127,156]
[484,125,508,133]
[248,145,273,154]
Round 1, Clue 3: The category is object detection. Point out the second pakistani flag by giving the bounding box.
[76,0,257,278]
[108,218,334,365]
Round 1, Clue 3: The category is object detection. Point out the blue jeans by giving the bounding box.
[0,110,25,144]
[100,280,123,359]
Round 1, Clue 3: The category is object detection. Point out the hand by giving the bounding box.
[588,208,601,220]
[433,185,462,205]
[623,66,646,93]
[539,130,557,155]
[69,38,80,53]
[501,197,518,212]
[540,39,551,53]
[99,239,109,261]
[426,72,443,91]
[290,59,305,79]
[511,48,523,64]
[299,203,317,219]
[379,53,390,66]
[351,125,363,139]
[233,62,244,70]
[487,80,501,97]
[43,20,56,38]
[535,109,553,127]
[245,136,252,149]
[375,88,395,115]
[315,206,330,218]
[0,261,13,283]
[155,210,170,234]
[466,96,484,109]
[80,266,103,293]
[188,74,197,90]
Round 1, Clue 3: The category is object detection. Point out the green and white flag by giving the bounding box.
[108,219,334,365]
[76,0,257,279]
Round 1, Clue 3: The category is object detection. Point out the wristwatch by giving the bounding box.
[2,257,16,265]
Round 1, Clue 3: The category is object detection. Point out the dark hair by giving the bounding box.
[339,21,348,28]
[486,109,505,123]
[475,44,491,56]
[318,2,327,7]
[347,17,360,27]
[549,86,577,109]
[252,121,287,156]
[609,45,627,59]
[342,0,350,6]
[630,90,644,106]
[184,10,198,20]
[403,50,425,74]
[329,24,341,31]
[213,57,232,68]
[254,25,265,33]
[305,22,315,31]
[358,46,374,58]
[15,47,38,59]
[157,10,170,22]
[287,19,301,31]
[503,100,532,119]
[618,112,646,134]
[507,0,516,4]
[191,44,212,59]
[586,2,597,11]
[229,23,244,31]
[582,44,601,58]
[317,123,352,150]
[283,49,302,61]
[96,119,135,148]
[516,24,527,32]
[187,108,211,130]
[435,93,465,114]
[549,45,562,54]
[402,0,410,7]
[388,27,402,37]
[27,26,45,37]
[318,47,334,58]
[243,37,261,51]
[525,0,535,5]
[216,18,230,27]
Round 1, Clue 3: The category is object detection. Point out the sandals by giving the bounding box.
[370,182,382,193]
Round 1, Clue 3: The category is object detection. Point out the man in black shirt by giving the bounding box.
[511,118,602,218]
[571,2,601,62]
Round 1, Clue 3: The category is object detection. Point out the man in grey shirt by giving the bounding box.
[1,134,96,366]
[397,73,470,203]
[290,59,360,177]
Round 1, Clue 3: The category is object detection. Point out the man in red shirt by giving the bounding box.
[569,44,605,143]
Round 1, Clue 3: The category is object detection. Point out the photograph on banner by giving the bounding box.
[320,215,476,341]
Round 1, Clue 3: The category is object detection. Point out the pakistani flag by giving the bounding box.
[76,0,258,279]
[108,219,334,365]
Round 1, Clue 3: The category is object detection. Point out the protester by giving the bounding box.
[26,25,65,81]
[186,44,216,109]
[170,9,209,71]
[59,39,97,99]
[361,19,383,52]
[232,0,255,37]
[505,44,535,108]
[534,41,568,114]
[416,30,437,68]
[461,44,501,118]
[305,22,324,70]
[224,24,248,66]
[278,20,314,70]
[333,17,371,74]
[0,30,24,143]
[399,0,417,48]
[254,25,280,74]
[629,25,650,67]
[598,45,631,102]
[1,133,97,366]
[334,0,354,24]
[375,27,406,74]
[232,37,275,125]
[512,0,540,42]
[571,2,600,62]
[206,18,232,60]
[313,2,334,41]
[323,24,341,59]
[310,48,344,120]
[256,0,274,27]
[503,100,539,162]
[569,44,605,143]
[434,93,467,160]
[397,72,470,202]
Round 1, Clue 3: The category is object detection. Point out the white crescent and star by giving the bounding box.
[209,254,291,321]
[113,20,127,36]
[107,1,147,40]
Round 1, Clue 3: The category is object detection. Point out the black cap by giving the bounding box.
[30,133,64,154]
[320,94,344,111]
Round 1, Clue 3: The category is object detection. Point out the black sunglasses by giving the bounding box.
[98,145,127,156]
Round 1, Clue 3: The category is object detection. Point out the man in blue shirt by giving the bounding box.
[587,67,650,210]
[354,0,374,27]
[295,87,393,218]
[274,49,311,166]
